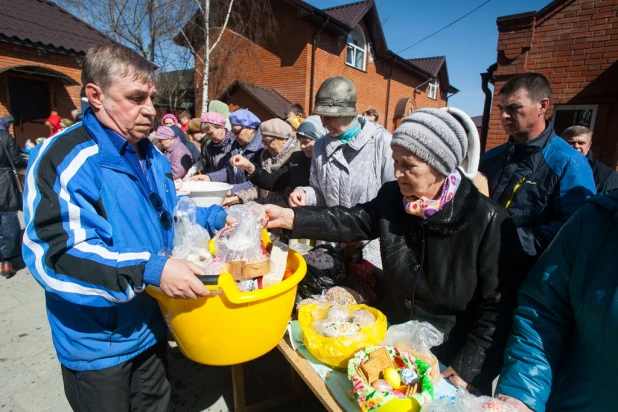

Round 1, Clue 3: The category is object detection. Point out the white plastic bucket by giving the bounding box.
[179,181,232,207]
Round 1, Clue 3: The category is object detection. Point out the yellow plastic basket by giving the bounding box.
[147,230,306,365]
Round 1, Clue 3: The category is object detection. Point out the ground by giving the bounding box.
[0,223,323,412]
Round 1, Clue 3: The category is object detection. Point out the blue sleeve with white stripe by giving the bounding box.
[22,134,167,308]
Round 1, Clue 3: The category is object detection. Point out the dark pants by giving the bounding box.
[61,340,171,412]
[0,211,20,261]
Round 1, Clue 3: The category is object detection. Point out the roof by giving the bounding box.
[221,81,291,118]
[407,56,446,76]
[471,116,483,129]
[497,0,570,22]
[0,0,116,55]
[323,0,372,28]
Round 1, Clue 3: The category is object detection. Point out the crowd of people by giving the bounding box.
[0,43,615,411]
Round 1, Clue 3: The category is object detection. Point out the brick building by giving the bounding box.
[0,0,115,146]
[178,0,458,132]
[484,0,618,170]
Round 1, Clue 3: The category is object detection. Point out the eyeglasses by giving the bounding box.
[231,127,245,136]
[262,137,277,146]
[149,192,172,229]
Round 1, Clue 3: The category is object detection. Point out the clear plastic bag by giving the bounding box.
[214,202,269,280]
[421,388,517,412]
[172,197,213,269]
[380,321,444,383]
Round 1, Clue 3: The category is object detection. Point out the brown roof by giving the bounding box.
[0,0,116,55]
[221,81,291,119]
[407,56,446,76]
[471,116,483,128]
[323,0,372,28]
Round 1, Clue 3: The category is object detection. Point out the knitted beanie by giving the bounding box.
[391,108,468,177]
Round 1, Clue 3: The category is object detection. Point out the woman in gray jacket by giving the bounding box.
[289,76,394,270]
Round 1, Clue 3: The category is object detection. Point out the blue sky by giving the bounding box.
[306,0,549,116]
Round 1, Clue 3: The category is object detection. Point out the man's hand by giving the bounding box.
[222,196,240,207]
[288,189,306,207]
[441,367,478,392]
[159,259,212,299]
[230,155,255,174]
[262,204,295,230]
[191,174,211,182]
[495,395,533,412]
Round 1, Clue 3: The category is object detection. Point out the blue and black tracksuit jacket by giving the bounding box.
[479,123,596,258]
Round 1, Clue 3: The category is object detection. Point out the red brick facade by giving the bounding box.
[193,0,448,132]
[0,43,82,146]
[489,0,618,169]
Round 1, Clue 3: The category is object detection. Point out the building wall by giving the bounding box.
[489,0,618,169]
[0,43,82,119]
[194,0,447,131]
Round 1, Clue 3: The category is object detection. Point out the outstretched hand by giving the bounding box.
[495,395,533,412]
[159,259,218,299]
[261,204,295,230]
[230,155,255,174]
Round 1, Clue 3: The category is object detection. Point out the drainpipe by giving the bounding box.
[480,63,497,154]
[309,18,330,113]
[384,57,396,130]
[413,78,433,96]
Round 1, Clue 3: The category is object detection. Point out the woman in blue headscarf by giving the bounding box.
[229,116,327,207]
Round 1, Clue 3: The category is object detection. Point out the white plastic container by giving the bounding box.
[179,181,232,207]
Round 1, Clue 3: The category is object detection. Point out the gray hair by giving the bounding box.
[82,45,155,92]
[562,125,592,141]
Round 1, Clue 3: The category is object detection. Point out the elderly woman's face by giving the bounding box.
[163,118,175,127]
[392,146,446,199]
[320,116,355,137]
[205,124,226,143]
[298,136,315,158]
[231,125,255,145]
[262,136,286,156]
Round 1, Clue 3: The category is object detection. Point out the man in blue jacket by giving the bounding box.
[479,73,595,259]
[22,45,227,411]
[495,190,618,411]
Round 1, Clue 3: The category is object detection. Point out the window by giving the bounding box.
[551,104,597,136]
[427,80,438,100]
[346,26,366,71]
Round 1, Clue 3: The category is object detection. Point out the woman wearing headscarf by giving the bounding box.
[191,109,263,195]
[263,107,526,395]
[45,113,62,137]
[225,118,299,206]
[199,112,233,173]
[160,114,200,165]
[289,76,394,270]
[0,115,27,278]
[151,126,193,180]
[230,116,326,207]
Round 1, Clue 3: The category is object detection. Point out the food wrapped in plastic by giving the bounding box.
[420,388,517,412]
[352,309,376,327]
[313,320,360,338]
[325,304,352,322]
[324,286,357,305]
[172,197,213,268]
[213,203,269,279]
[380,320,444,383]
[296,298,319,311]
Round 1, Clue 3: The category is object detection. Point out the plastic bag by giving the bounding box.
[172,197,213,269]
[296,245,345,303]
[421,388,517,412]
[214,202,269,280]
[298,303,387,369]
[380,321,444,383]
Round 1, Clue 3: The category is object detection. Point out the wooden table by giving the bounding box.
[230,337,345,412]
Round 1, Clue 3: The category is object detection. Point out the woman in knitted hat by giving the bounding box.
[262,107,527,395]
[197,112,234,174]
[152,126,193,180]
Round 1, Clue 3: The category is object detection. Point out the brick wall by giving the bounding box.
[194,0,447,132]
[489,0,618,169]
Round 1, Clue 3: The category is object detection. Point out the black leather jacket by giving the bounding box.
[292,175,526,393]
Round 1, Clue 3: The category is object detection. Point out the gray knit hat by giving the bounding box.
[391,108,468,176]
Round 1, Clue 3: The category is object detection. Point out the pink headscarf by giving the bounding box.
[161,114,178,126]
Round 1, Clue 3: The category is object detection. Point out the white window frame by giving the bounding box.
[427,80,438,100]
[345,26,367,71]
[551,104,598,133]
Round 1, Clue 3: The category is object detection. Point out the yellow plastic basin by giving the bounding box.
[147,231,307,366]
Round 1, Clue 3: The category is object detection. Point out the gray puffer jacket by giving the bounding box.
[296,116,394,268]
